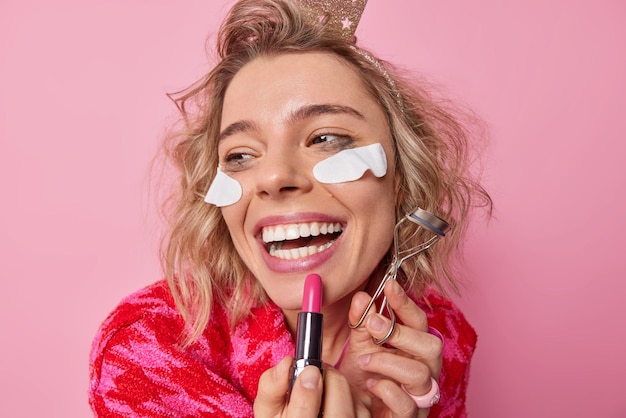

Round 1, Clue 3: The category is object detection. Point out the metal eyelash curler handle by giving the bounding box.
[349,208,450,345]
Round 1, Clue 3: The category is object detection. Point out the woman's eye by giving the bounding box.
[222,152,254,171]
[311,134,335,144]
[310,134,353,150]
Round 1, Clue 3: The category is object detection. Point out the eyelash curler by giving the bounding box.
[349,207,450,345]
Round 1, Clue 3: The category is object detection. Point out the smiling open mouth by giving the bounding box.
[262,222,343,260]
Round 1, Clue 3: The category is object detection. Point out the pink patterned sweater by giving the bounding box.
[89,280,477,417]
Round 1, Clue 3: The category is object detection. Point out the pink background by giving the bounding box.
[1,0,625,416]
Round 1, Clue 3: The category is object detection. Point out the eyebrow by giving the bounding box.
[217,120,259,143]
[287,104,365,125]
[217,104,365,142]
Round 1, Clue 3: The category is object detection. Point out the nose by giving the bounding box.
[254,147,313,199]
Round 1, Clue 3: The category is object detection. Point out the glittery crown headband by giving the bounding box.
[300,0,368,41]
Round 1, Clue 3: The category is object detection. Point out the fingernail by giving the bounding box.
[358,354,371,367]
[299,367,320,390]
[367,314,388,333]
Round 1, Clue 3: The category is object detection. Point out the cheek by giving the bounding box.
[328,174,396,220]
[217,171,256,230]
[219,203,248,248]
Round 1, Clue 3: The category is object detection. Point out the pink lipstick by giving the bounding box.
[289,273,324,397]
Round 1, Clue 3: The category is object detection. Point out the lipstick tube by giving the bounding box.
[289,274,324,400]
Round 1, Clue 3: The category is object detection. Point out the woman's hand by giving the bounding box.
[254,356,371,417]
[339,279,443,418]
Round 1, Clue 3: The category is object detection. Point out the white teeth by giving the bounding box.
[310,222,320,236]
[274,226,285,242]
[285,224,299,240]
[268,239,337,260]
[263,221,343,260]
[299,223,311,238]
[262,222,342,244]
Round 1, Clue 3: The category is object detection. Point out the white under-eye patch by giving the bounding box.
[204,167,243,207]
[313,143,387,184]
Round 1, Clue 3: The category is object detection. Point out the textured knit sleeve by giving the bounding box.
[89,282,254,418]
[418,291,478,418]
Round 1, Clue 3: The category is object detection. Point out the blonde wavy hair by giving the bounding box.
[160,0,492,343]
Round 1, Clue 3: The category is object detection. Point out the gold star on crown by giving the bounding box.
[300,0,368,41]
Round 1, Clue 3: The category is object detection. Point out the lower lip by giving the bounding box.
[259,234,343,273]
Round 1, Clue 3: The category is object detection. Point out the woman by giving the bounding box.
[89,0,491,416]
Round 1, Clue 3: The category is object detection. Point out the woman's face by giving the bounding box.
[218,52,396,312]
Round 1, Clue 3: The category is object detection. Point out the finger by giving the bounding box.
[402,378,439,418]
[347,291,384,351]
[358,351,432,396]
[322,367,360,417]
[369,280,442,363]
[286,366,324,418]
[364,313,442,377]
[253,356,292,417]
[383,279,428,332]
[365,378,417,418]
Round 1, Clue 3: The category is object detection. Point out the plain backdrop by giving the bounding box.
[1,1,625,417]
